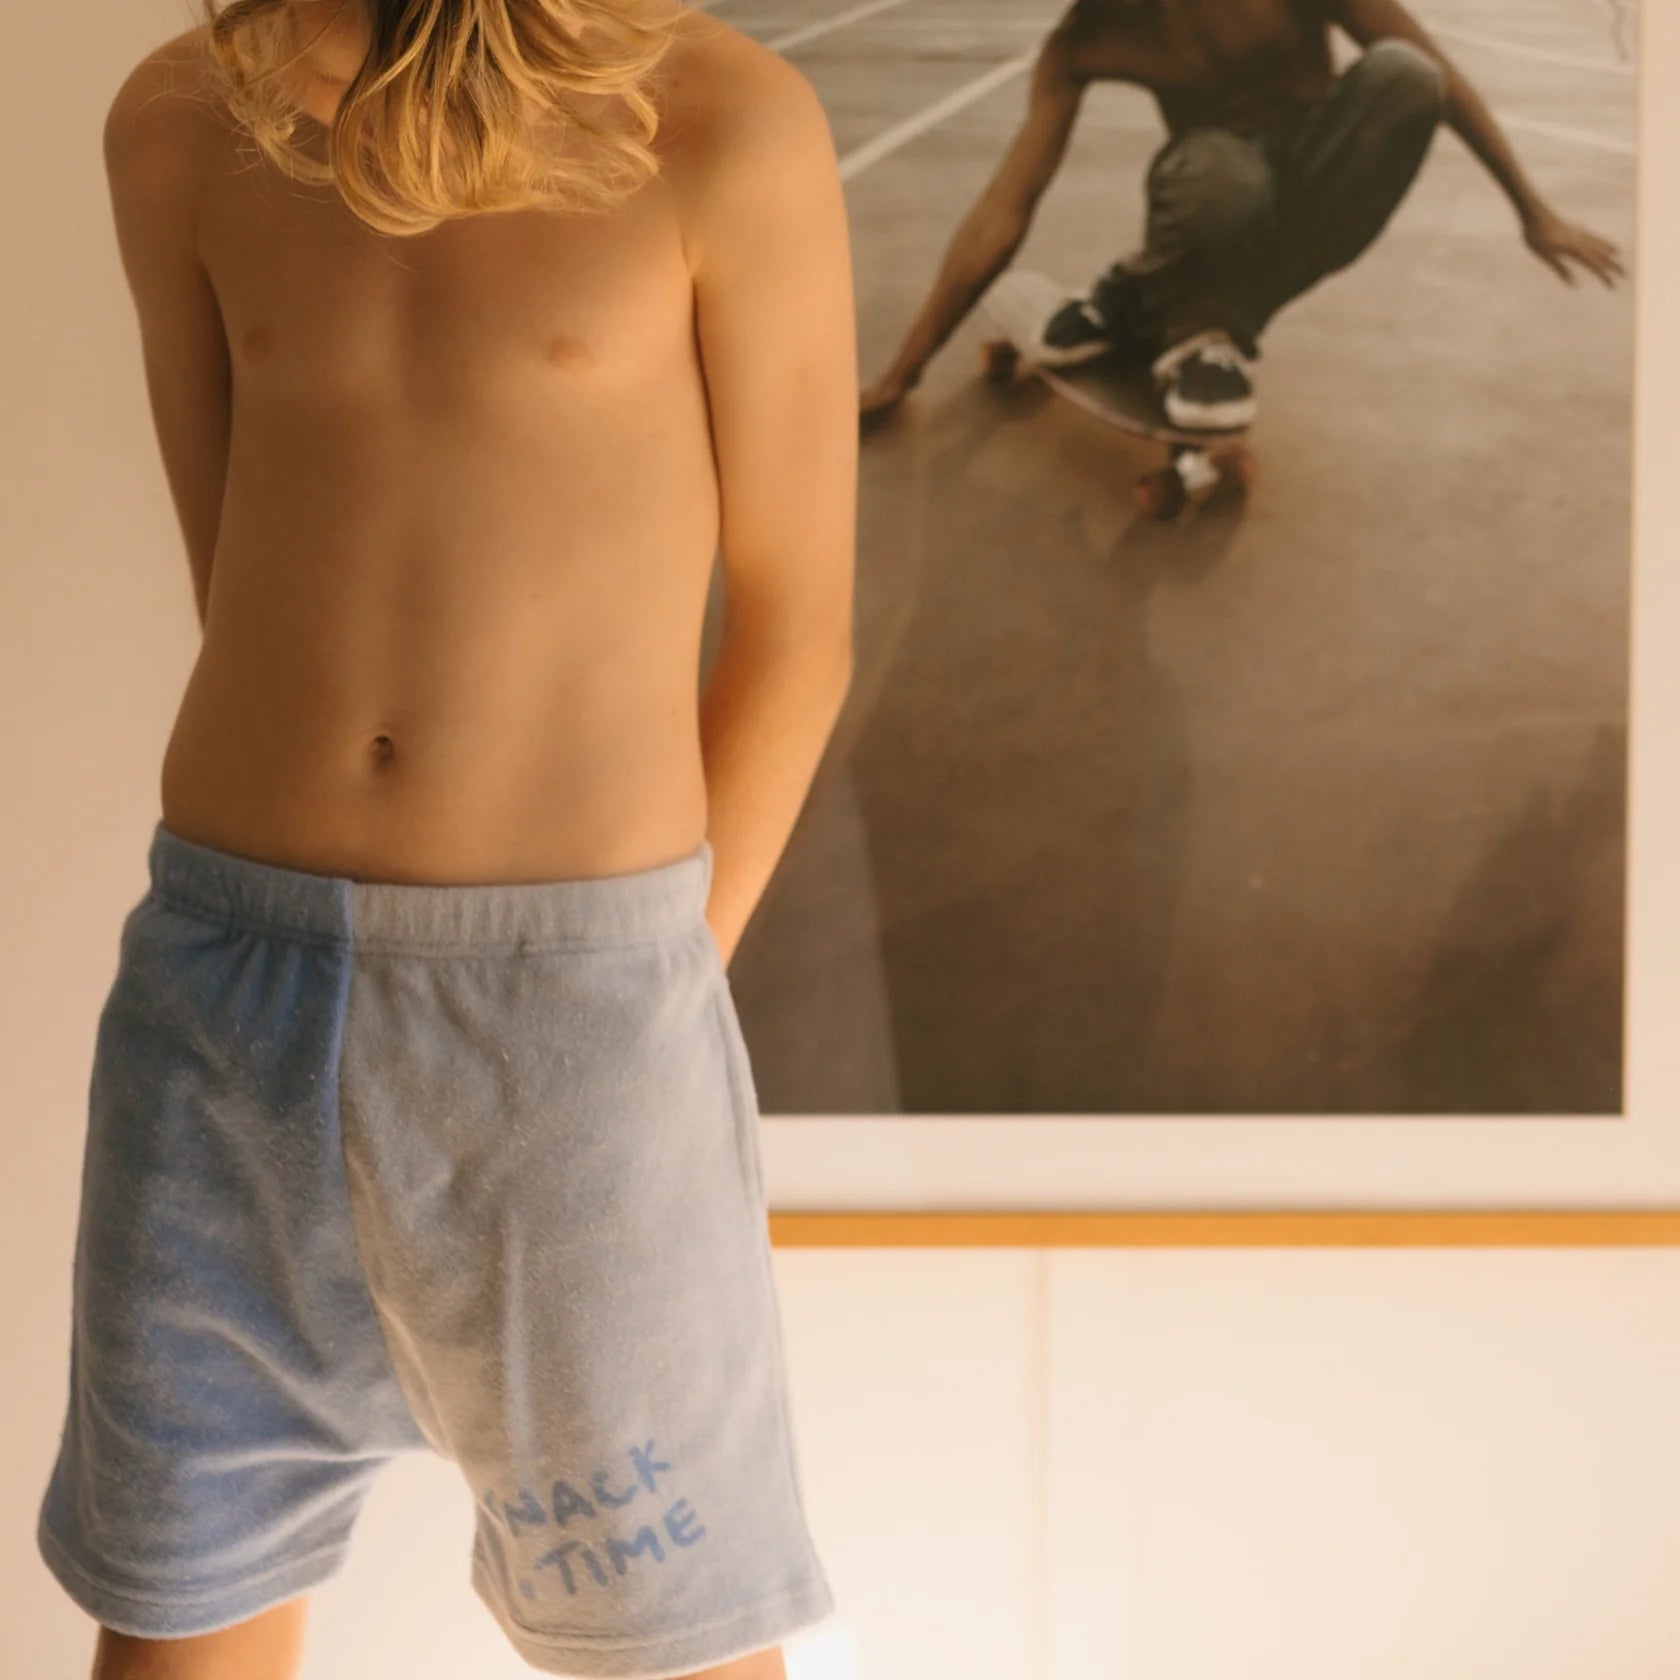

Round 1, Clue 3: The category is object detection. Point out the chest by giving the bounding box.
[1144,0,1327,90]
[196,138,690,409]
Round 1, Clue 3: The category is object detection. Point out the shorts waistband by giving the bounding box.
[145,821,715,951]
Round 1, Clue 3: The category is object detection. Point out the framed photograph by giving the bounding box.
[692,0,1678,1243]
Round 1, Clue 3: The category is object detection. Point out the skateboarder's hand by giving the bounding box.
[860,368,915,426]
[1522,206,1624,288]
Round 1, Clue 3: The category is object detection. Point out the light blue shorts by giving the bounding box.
[38,821,835,1677]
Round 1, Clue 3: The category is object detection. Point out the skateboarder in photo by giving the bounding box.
[859,0,1624,432]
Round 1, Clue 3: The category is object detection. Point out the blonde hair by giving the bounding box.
[197,0,682,236]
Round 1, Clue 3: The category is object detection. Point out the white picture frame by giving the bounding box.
[761,0,1675,1242]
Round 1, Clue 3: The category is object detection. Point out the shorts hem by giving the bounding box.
[470,1551,839,1679]
[37,1512,351,1639]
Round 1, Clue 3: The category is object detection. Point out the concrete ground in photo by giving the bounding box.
[705,0,1638,1114]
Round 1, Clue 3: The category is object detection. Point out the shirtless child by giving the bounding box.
[861,0,1622,431]
[36,3,855,1677]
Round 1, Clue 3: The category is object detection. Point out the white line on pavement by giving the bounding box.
[768,0,921,53]
[838,49,1037,181]
[1431,23,1634,75]
[1498,114,1635,154]
[832,44,1632,191]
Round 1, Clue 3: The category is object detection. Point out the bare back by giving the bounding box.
[133,15,762,885]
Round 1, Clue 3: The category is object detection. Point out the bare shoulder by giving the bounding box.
[103,25,230,191]
[652,11,840,236]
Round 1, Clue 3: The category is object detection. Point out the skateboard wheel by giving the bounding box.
[981,340,1019,383]
[1223,447,1258,492]
[1134,468,1185,520]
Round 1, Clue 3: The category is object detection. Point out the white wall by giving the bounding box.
[5,2,1680,1676]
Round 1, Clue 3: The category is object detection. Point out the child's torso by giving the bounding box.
[161,51,720,885]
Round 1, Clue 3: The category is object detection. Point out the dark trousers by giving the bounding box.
[1091,39,1447,357]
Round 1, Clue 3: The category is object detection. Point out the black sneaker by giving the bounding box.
[1153,330,1256,430]
[1029,296,1114,368]
[1088,262,1159,367]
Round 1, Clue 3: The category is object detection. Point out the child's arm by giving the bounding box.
[104,32,232,632]
[676,36,858,967]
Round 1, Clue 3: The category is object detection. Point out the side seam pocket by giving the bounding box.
[709,980,769,1218]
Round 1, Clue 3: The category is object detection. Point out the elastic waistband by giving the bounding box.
[146,822,714,951]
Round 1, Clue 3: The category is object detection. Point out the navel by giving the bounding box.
[368,732,397,769]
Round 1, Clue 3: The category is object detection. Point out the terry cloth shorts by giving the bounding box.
[37,821,836,1677]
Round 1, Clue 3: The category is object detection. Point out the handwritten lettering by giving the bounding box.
[501,1486,547,1536]
[604,1525,665,1574]
[663,1498,706,1549]
[484,1441,710,1598]
[551,1478,597,1527]
[591,1469,637,1509]
[630,1441,672,1494]
[535,1539,611,1594]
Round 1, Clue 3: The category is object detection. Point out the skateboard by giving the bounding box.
[978,267,1257,519]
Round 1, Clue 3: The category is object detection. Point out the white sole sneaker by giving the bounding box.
[1034,331,1116,368]
[1029,299,1117,368]
[1161,389,1256,430]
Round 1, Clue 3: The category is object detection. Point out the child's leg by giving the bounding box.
[332,838,836,1675]
[91,1599,306,1680]
[37,832,426,1659]
[682,1650,787,1680]
[87,1609,785,1679]
[43,829,831,1680]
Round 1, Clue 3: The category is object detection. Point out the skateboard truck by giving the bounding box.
[1130,442,1257,519]
[1174,448,1223,497]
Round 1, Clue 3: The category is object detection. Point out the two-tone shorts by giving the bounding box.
[37,820,836,1677]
